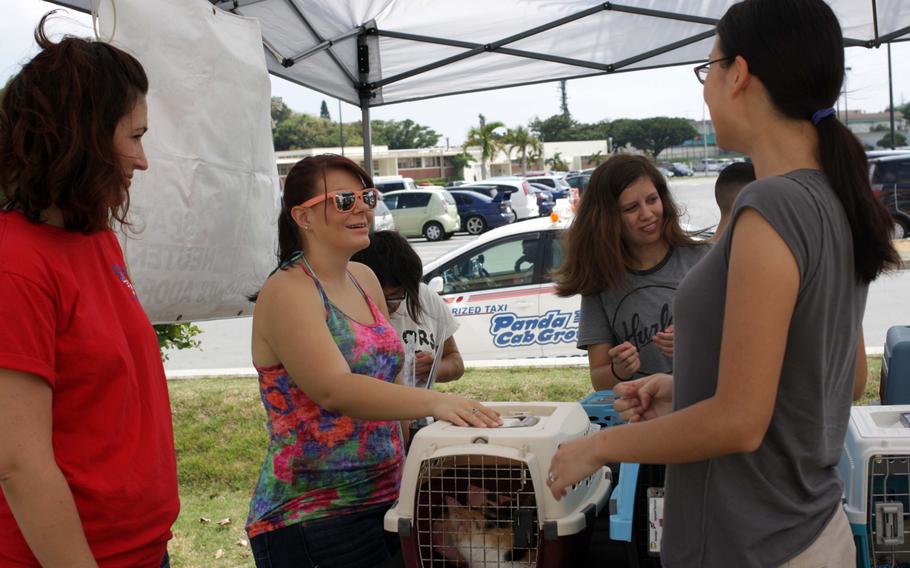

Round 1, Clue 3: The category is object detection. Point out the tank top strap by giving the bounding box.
[288,252,330,310]
[345,270,368,301]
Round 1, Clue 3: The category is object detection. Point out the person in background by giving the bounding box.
[547,1,898,566]
[711,161,756,241]
[352,230,464,387]
[0,13,178,568]
[246,155,498,568]
[555,155,709,391]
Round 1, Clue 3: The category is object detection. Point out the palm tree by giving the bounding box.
[545,151,569,172]
[503,126,543,175]
[463,114,505,180]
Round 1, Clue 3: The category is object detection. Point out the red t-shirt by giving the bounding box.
[0,211,179,567]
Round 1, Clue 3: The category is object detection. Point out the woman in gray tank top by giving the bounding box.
[546,1,900,566]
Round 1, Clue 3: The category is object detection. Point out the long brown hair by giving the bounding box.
[717,0,898,283]
[555,154,699,297]
[0,12,148,233]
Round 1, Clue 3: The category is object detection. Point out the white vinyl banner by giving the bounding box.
[97,0,280,323]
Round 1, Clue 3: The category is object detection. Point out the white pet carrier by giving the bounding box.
[838,405,910,567]
[384,402,612,568]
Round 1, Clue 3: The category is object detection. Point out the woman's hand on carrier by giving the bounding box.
[613,373,674,422]
[431,393,501,428]
[547,436,604,500]
[652,325,674,358]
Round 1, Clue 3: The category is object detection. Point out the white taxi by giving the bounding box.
[422,209,583,361]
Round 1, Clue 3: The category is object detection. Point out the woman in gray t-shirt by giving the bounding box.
[547,1,900,566]
[555,155,708,391]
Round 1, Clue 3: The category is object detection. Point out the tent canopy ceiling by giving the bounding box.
[48,0,910,108]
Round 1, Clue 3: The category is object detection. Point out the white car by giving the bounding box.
[422,213,581,361]
[460,178,540,220]
[372,197,396,232]
[422,210,705,361]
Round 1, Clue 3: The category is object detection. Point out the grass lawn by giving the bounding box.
[167,358,883,567]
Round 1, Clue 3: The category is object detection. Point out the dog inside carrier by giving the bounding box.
[385,402,612,568]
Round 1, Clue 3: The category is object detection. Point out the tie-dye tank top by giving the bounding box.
[246,260,405,538]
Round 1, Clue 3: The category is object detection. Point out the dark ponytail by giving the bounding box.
[718,0,899,283]
[247,154,373,301]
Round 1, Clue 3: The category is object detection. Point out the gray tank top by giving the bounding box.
[662,169,867,567]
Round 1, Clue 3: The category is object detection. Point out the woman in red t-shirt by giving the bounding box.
[0,13,179,568]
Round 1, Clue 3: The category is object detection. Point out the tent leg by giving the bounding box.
[361,104,373,176]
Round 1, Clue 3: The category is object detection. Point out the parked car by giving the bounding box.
[656,166,675,179]
[566,174,590,194]
[660,162,694,177]
[527,183,556,216]
[449,189,513,235]
[469,178,540,220]
[382,189,460,241]
[374,176,418,192]
[869,153,910,238]
[696,159,727,172]
[524,174,570,199]
[372,197,396,232]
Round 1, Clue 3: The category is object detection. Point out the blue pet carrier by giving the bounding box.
[882,326,910,405]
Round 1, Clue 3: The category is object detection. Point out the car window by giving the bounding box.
[405,180,418,190]
[542,233,565,283]
[396,193,431,209]
[439,235,540,294]
[383,194,399,209]
[531,178,555,188]
[453,194,468,205]
[462,185,497,198]
[442,192,457,205]
[378,181,405,192]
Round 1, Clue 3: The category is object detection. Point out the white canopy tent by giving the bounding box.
[50,0,910,169]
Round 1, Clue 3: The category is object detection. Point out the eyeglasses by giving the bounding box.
[384,294,406,310]
[300,188,379,213]
[693,56,735,85]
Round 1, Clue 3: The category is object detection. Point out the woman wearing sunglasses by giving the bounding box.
[547,1,898,566]
[352,230,464,388]
[246,154,499,568]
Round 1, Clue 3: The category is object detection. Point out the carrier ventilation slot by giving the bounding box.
[868,456,910,564]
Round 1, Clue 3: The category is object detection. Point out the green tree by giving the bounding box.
[154,323,202,361]
[587,150,606,166]
[530,113,576,142]
[320,100,331,120]
[609,117,697,157]
[545,151,569,171]
[371,119,440,149]
[503,126,543,175]
[449,151,476,180]
[464,114,505,180]
[270,96,292,126]
[877,132,908,148]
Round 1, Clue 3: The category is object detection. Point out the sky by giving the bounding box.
[2,0,909,146]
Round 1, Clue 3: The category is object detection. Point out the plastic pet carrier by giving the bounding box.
[384,402,612,567]
[580,390,664,568]
[839,405,910,568]
[882,326,910,405]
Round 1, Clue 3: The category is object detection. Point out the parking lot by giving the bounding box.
[163,175,910,373]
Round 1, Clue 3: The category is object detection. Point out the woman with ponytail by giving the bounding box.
[246,155,499,568]
[546,1,899,566]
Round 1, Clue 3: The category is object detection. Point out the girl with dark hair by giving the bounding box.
[555,154,708,390]
[0,13,178,568]
[247,155,498,568]
[352,230,464,386]
[547,1,899,566]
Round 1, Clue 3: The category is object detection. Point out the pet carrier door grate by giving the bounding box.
[869,456,910,563]
[414,455,539,567]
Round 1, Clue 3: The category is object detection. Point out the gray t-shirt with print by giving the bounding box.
[576,245,709,378]
[662,170,868,567]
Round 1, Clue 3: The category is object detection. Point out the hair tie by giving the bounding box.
[811,108,836,126]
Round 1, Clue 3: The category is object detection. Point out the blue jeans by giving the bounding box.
[160,552,170,568]
[250,505,399,568]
